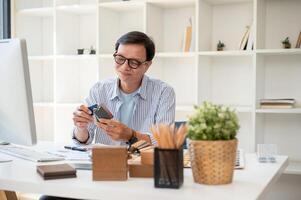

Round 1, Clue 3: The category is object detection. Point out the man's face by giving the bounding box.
[114,44,151,85]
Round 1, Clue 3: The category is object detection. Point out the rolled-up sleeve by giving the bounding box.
[72,83,100,145]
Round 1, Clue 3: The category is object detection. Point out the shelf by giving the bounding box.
[256,108,301,114]
[198,50,254,56]
[256,49,301,56]
[17,7,54,17]
[284,161,301,175]
[156,52,196,58]
[56,55,98,60]
[28,56,54,61]
[13,0,301,166]
[99,1,144,11]
[147,0,195,8]
[202,0,252,5]
[56,5,97,15]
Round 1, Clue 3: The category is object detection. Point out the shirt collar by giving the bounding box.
[110,75,148,101]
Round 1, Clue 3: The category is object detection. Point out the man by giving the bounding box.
[40,32,175,200]
[72,31,175,146]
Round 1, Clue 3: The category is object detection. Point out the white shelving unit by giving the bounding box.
[12,0,301,174]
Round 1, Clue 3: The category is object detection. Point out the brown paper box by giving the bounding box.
[129,163,153,178]
[141,148,154,166]
[92,146,128,181]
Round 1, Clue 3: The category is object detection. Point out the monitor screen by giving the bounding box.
[0,38,37,146]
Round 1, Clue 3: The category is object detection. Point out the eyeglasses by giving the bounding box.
[113,53,148,69]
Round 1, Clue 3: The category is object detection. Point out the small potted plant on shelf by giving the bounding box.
[217,40,225,51]
[187,102,240,185]
[282,37,291,49]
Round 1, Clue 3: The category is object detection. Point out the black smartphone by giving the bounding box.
[88,104,98,115]
[94,105,113,121]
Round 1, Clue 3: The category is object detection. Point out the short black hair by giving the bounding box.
[115,31,155,61]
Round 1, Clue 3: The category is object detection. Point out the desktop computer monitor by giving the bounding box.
[0,38,37,146]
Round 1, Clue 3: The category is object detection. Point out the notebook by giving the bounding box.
[37,163,77,180]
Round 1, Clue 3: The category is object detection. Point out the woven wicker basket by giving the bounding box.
[189,139,237,185]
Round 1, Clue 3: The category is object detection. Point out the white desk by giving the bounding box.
[0,144,288,200]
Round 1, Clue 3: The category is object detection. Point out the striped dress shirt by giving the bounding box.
[73,75,175,145]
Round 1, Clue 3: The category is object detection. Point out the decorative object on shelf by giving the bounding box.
[77,49,84,55]
[239,25,250,50]
[77,47,96,55]
[187,102,239,185]
[182,17,193,52]
[90,46,96,54]
[282,37,291,49]
[217,40,225,51]
[83,49,90,54]
[246,23,254,50]
[151,124,187,189]
[295,31,301,48]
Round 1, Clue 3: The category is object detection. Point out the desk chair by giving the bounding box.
[175,121,187,149]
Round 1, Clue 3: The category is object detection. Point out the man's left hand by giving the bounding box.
[95,118,133,141]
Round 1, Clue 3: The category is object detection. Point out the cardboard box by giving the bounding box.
[141,148,154,166]
[92,146,128,181]
[129,163,153,178]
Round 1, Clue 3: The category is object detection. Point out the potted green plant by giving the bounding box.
[187,102,240,185]
[217,40,225,51]
[282,37,291,49]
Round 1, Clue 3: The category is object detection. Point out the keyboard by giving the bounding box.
[184,148,245,169]
[0,145,65,162]
[235,148,245,169]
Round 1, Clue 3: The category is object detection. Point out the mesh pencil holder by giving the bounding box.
[154,148,183,189]
[189,139,237,185]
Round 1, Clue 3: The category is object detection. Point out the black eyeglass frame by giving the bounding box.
[113,53,148,69]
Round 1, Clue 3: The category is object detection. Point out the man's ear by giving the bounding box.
[148,60,152,66]
[143,61,152,73]
[145,61,152,70]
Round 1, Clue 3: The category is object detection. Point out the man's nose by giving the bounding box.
[120,60,131,70]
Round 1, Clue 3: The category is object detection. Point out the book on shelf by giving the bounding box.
[239,25,250,50]
[260,98,296,109]
[246,23,254,50]
[260,104,294,109]
[189,17,195,52]
[296,31,301,48]
[260,98,296,104]
[182,17,192,52]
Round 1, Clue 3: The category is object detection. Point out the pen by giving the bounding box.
[64,146,87,152]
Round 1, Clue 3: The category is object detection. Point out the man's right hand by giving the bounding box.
[72,105,94,130]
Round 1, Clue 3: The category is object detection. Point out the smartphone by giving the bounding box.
[88,104,98,115]
[94,105,113,121]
